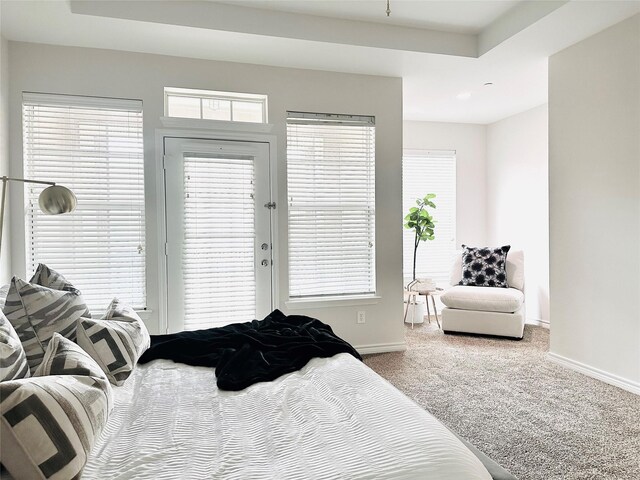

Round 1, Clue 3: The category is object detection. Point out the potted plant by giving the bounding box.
[403,194,436,283]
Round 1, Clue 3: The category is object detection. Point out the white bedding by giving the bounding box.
[84,353,491,479]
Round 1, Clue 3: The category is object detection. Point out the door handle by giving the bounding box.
[261,259,269,267]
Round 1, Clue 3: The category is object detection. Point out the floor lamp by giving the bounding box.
[0,176,77,254]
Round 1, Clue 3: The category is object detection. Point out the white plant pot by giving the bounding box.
[404,299,426,324]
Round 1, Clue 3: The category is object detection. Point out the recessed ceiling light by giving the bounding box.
[456,91,472,100]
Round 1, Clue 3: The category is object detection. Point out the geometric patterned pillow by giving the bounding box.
[458,245,511,288]
[0,334,113,480]
[30,263,79,293]
[76,298,150,386]
[34,333,109,380]
[0,311,30,381]
[2,276,91,371]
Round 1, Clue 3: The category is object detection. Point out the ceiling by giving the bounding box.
[217,1,521,33]
[1,1,639,124]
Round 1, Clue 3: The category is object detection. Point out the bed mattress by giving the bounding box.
[84,353,492,479]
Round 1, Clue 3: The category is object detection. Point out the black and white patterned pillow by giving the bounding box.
[0,311,30,381]
[34,333,109,381]
[2,275,91,370]
[77,298,150,386]
[0,333,113,480]
[458,245,511,288]
[30,263,79,293]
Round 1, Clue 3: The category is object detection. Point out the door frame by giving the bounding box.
[154,119,279,334]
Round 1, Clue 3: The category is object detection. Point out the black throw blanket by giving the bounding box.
[138,309,361,391]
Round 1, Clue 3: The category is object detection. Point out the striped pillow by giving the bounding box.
[77,298,150,386]
[0,311,30,381]
[0,334,113,480]
[30,263,78,293]
[2,276,91,370]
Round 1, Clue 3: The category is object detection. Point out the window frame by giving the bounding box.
[21,92,147,314]
[402,149,457,285]
[286,111,377,302]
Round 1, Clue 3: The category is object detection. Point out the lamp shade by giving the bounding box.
[38,185,77,214]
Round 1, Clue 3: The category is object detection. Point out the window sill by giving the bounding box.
[285,295,381,310]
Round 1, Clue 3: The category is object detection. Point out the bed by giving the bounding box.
[2,274,514,479]
[83,353,495,479]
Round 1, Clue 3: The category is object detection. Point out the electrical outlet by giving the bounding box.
[357,311,366,324]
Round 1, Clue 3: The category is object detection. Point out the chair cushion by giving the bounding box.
[440,285,524,313]
[449,249,525,291]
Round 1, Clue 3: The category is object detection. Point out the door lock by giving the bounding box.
[261,243,269,250]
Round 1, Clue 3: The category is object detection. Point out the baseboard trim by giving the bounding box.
[356,342,407,355]
[526,317,550,329]
[547,352,640,395]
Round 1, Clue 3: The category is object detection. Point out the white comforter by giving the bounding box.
[84,353,491,479]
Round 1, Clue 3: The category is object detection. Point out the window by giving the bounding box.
[164,87,268,123]
[403,150,456,284]
[287,112,376,298]
[23,93,145,312]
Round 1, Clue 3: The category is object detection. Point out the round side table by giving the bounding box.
[407,286,443,329]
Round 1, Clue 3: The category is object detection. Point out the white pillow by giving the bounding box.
[449,249,525,291]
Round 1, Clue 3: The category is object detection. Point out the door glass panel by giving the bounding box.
[165,138,271,333]
[182,155,256,329]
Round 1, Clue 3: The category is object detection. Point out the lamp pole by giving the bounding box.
[0,176,57,254]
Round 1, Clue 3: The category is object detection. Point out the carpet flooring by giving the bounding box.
[363,322,640,480]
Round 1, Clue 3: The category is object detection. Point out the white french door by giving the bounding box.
[164,138,273,332]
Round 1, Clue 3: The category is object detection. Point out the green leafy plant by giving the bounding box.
[404,194,436,281]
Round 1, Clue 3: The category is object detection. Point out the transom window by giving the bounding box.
[164,87,268,123]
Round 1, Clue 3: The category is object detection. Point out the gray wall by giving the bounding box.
[486,104,549,325]
[7,41,405,351]
[0,36,9,282]
[549,15,640,387]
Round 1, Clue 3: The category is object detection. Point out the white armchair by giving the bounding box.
[440,250,525,339]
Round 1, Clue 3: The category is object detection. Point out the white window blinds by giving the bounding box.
[403,150,456,284]
[182,154,256,330]
[23,93,145,312]
[287,112,376,298]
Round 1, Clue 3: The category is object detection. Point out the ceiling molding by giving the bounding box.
[479,0,568,55]
[3,1,639,123]
[69,0,478,58]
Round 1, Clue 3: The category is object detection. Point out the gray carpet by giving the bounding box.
[363,323,640,480]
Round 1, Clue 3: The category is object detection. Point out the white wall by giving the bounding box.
[403,121,487,247]
[7,41,405,352]
[0,36,9,283]
[486,104,549,324]
[549,15,640,390]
